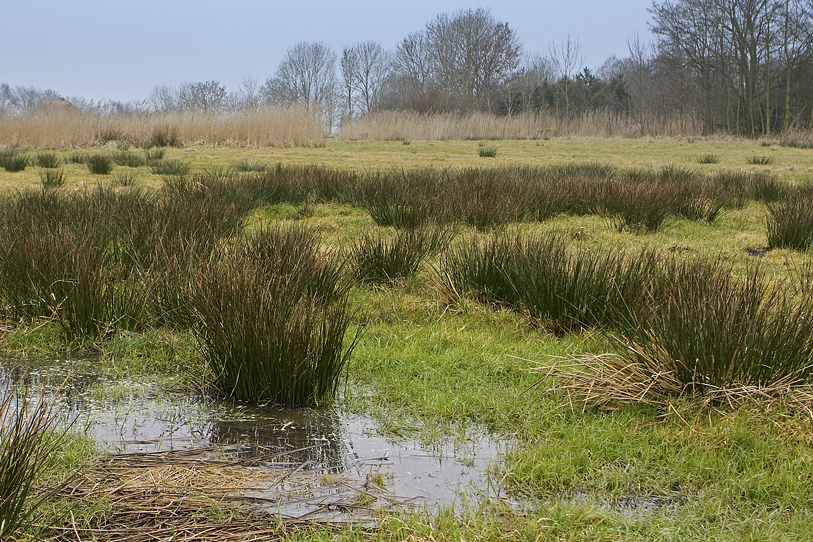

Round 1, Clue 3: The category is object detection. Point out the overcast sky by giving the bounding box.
[1,0,654,104]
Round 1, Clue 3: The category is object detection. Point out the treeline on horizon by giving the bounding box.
[3,1,813,138]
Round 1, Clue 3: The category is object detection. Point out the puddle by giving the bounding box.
[1,355,513,519]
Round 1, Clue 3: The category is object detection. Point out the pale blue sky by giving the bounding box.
[1,0,653,103]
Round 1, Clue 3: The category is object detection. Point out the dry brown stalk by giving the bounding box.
[525,353,813,415]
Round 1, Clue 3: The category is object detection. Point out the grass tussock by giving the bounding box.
[747,155,774,165]
[85,153,113,175]
[0,147,29,172]
[112,150,146,167]
[0,383,69,540]
[39,168,65,189]
[697,154,721,164]
[352,226,453,285]
[35,150,61,168]
[150,159,190,176]
[767,185,813,250]
[478,145,498,158]
[191,224,357,405]
[0,106,327,148]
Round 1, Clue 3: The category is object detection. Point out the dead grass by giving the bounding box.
[0,106,326,149]
[528,353,813,415]
[339,110,704,141]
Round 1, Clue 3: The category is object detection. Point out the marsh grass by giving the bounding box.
[767,186,813,250]
[39,168,65,189]
[67,152,85,165]
[150,159,190,176]
[112,150,146,168]
[618,259,813,392]
[145,126,182,148]
[110,170,142,187]
[231,158,267,172]
[352,226,453,285]
[0,148,29,172]
[697,154,721,164]
[192,224,357,405]
[35,151,61,168]
[747,155,774,165]
[478,146,498,158]
[144,148,165,161]
[85,153,113,175]
[0,384,69,540]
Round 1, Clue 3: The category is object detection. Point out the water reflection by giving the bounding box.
[0,354,512,514]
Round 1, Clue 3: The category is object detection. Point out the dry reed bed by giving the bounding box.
[339,110,704,141]
[0,106,326,148]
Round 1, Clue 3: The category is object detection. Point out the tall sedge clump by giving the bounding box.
[0,384,67,540]
[352,226,453,285]
[191,224,357,405]
[767,185,813,251]
[620,259,813,391]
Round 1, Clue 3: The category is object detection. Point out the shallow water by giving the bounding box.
[1,355,512,518]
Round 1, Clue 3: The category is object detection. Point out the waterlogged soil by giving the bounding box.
[2,355,513,520]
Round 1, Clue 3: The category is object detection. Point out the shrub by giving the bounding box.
[150,159,190,176]
[35,150,61,168]
[85,153,113,175]
[0,148,28,172]
[191,225,357,405]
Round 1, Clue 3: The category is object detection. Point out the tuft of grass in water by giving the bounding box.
[191,223,358,405]
[697,154,720,164]
[767,185,813,251]
[0,148,29,172]
[39,168,65,189]
[85,153,113,175]
[150,159,190,176]
[0,383,71,540]
[35,151,61,168]
[478,146,498,158]
[746,155,774,165]
[352,226,453,285]
[112,150,146,167]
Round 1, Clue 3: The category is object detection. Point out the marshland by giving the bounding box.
[1,124,813,541]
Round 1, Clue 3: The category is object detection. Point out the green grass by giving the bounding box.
[0,148,29,172]
[0,140,812,540]
[85,153,113,175]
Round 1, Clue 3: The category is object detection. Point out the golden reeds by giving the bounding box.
[338,110,704,141]
[0,106,326,149]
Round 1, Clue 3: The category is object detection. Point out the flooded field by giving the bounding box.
[2,355,514,522]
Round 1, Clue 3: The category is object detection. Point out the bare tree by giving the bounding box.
[235,76,262,110]
[341,41,391,118]
[178,81,228,113]
[148,84,180,112]
[262,41,338,129]
[548,35,584,116]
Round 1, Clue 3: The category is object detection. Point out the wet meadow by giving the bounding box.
[2,137,813,540]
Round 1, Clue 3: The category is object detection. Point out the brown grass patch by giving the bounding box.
[0,106,325,149]
[527,353,813,415]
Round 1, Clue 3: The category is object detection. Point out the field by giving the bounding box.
[1,136,813,541]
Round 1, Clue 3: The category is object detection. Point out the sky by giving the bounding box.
[0,0,654,104]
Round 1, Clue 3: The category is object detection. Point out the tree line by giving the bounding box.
[4,3,813,137]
